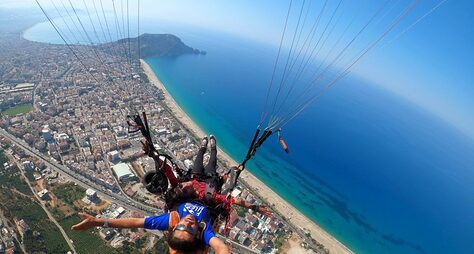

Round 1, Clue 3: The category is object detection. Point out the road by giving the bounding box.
[0,128,159,215]
[1,128,260,254]
[0,209,27,254]
[239,179,323,253]
[9,155,77,254]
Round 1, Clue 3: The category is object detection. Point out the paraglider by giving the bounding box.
[278,128,290,154]
[71,112,272,254]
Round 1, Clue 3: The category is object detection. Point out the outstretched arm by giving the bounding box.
[233,198,273,217]
[209,237,230,254]
[71,212,145,231]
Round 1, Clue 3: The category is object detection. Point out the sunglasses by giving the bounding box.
[174,224,195,235]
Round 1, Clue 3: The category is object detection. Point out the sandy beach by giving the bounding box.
[141,59,353,254]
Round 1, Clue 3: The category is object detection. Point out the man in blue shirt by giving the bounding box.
[144,201,219,252]
[71,201,229,254]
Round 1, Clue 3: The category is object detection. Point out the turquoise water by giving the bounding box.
[24,19,474,254]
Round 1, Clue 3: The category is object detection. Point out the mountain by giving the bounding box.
[116,33,205,58]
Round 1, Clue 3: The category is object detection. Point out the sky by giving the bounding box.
[354,0,474,138]
[2,0,473,138]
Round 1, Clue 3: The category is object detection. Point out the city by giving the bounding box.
[0,11,320,254]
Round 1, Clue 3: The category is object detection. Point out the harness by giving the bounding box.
[128,112,238,243]
[127,112,189,195]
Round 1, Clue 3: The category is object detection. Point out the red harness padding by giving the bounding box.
[160,157,180,187]
[178,180,235,211]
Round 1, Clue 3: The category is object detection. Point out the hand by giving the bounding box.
[140,141,149,153]
[71,212,99,231]
[233,165,244,171]
[141,140,156,157]
[258,205,273,217]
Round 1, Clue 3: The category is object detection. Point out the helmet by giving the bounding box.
[143,170,169,195]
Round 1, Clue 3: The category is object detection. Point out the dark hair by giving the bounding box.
[167,231,205,254]
[164,188,187,211]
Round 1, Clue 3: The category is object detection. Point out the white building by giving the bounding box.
[38,102,48,111]
[231,188,242,198]
[54,133,69,142]
[107,150,120,164]
[116,207,125,214]
[37,189,49,200]
[42,128,53,142]
[110,207,126,218]
[86,188,97,199]
[23,161,34,171]
[85,188,100,203]
[155,128,168,136]
[112,163,136,182]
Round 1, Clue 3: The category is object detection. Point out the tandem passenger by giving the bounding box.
[71,201,230,254]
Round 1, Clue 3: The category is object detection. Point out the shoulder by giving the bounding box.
[209,236,229,253]
[168,211,180,229]
[201,222,216,246]
[143,213,171,230]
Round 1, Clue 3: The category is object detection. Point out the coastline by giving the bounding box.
[140,59,353,254]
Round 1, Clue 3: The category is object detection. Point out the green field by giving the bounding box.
[2,104,33,116]
[58,215,119,254]
[53,182,85,207]
[52,183,140,253]
[0,155,145,253]
[0,187,70,253]
[0,152,31,195]
[0,151,70,253]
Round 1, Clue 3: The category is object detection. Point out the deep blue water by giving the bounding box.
[24,19,474,254]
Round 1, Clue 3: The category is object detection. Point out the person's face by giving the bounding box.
[172,214,199,241]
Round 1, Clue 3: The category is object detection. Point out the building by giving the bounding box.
[86,188,97,199]
[155,128,168,136]
[116,207,125,214]
[22,161,34,171]
[112,163,136,182]
[107,150,120,164]
[100,228,116,241]
[0,83,34,94]
[17,219,30,236]
[54,133,69,142]
[85,188,100,204]
[41,128,53,142]
[110,207,126,218]
[231,188,243,198]
[38,101,48,111]
[37,189,49,200]
[33,172,42,180]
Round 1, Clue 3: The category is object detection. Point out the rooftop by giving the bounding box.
[112,163,134,179]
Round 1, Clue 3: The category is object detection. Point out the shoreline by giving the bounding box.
[140,59,353,254]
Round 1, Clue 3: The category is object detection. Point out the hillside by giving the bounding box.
[115,33,205,58]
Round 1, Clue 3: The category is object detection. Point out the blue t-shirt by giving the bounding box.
[144,201,215,246]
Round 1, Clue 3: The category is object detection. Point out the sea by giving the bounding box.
[24,18,474,254]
